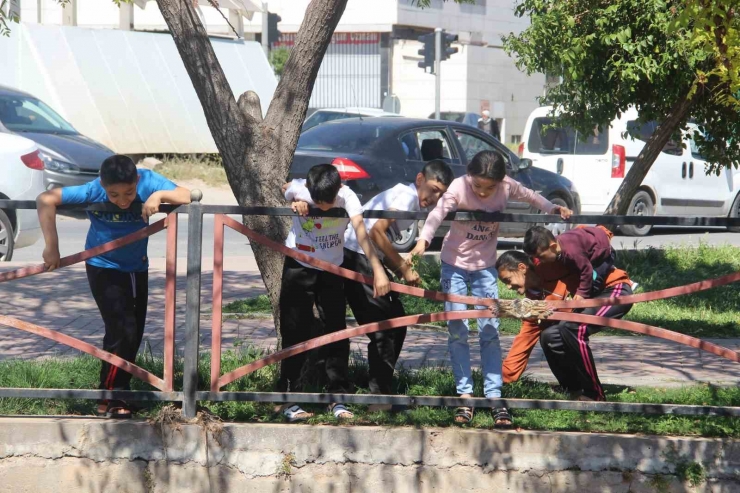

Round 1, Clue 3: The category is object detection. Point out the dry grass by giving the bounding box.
[153,155,228,187]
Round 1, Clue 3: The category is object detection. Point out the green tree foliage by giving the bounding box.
[269,47,290,78]
[503,0,740,214]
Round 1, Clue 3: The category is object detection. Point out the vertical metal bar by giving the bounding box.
[261,2,269,56]
[163,213,178,392]
[435,27,442,120]
[183,191,203,418]
[210,214,225,392]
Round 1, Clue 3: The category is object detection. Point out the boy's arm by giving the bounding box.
[142,187,192,222]
[509,179,573,219]
[565,253,594,299]
[36,189,64,271]
[369,214,419,285]
[351,214,391,297]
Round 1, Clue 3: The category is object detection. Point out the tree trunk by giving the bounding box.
[603,90,700,217]
[155,0,349,345]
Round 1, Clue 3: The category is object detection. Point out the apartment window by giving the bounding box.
[511,135,522,144]
[461,0,486,14]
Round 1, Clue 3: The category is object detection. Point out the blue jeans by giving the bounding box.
[441,262,502,398]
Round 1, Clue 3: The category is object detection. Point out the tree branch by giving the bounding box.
[155,0,256,164]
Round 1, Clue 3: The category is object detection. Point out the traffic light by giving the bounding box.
[267,12,281,47]
[417,33,435,73]
[441,32,458,60]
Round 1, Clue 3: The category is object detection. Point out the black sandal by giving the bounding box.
[492,407,513,429]
[103,400,134,419]
[454,406,474,424]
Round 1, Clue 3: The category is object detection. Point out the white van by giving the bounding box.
[519,106,740,236]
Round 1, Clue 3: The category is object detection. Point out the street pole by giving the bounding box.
[261,2,269,57]
[434,28,442,120]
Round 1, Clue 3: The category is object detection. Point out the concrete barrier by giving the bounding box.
[0,418,738,492]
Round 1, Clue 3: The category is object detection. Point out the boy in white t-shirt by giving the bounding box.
[342,160,454,407]
[279,164,390,422]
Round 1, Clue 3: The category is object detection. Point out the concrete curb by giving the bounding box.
[0,418,738,492]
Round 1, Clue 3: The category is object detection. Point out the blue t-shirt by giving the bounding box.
[61,169,177,272]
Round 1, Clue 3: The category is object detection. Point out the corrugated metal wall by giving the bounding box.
[274,33,382,109]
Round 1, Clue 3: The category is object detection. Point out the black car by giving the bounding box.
[0,85,114,191]
[290,118,581,251]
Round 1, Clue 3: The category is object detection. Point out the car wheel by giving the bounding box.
[540,196,570,237]
[393,221,419,253]
[0,209,15,262]
[620,191,654,237]
[728,192,740,233]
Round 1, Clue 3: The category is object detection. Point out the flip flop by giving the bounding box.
[328,403,354,420]
[282,405,314,423]
[104,400,133,419]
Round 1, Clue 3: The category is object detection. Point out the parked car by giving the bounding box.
[0,133,46,261]
[302,107,401,132]
[290,118,581,251]
[0,85,114,191]
[429,111,480,128]
[520,106,740,236]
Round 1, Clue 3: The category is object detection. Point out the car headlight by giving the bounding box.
[38,151,80,174]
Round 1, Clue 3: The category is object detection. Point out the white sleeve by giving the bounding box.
[339,186,364,217]
[389,188,418,212]
[285,179,310,202]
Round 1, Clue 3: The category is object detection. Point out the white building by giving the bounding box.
[11,0,545,146]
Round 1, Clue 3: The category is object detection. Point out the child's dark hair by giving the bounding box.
[100,155,137,186]
[306,164,342,204]
[467,150,506,181]
[523,226,556,256]
[495,250,534,272]
[421,159,454,187]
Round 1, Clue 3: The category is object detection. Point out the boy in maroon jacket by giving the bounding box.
[523,226,616,299]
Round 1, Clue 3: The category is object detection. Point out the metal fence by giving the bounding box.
[1,196,739,419]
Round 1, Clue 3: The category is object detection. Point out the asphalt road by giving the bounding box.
[10,216,740,263]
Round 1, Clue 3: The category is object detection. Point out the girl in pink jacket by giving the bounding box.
[409,150,572,427]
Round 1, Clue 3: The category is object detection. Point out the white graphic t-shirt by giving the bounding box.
[344,183,420,258]
[285,179,363,268]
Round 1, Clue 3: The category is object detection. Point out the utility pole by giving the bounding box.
[434,27,442,120]
[261,2,269,57]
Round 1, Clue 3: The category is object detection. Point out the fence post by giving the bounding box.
[183,190,204,418]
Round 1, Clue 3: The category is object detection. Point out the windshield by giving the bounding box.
[0,95,77,135]
[297,122,394,153]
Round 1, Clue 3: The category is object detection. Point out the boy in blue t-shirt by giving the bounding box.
[37,155,191,418]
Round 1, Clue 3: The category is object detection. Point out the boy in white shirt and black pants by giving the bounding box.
[342,160,454,407]
[280,164,390,422]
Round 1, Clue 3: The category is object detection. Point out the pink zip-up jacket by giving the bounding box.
[420,175,557,271]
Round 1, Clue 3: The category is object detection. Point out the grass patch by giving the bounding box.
[1,349,739,438]
[153,154,228,187]
[223,243,740,338]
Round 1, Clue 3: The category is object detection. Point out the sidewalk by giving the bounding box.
[1,260,739,388]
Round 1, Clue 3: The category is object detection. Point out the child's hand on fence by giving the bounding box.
[373,270,391,298]
[42,244,61,271]
[554,205,573,220]
[142,195,162,222]
[291,201,310,216]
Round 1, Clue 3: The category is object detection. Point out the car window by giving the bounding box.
[399,129,454,161]
[0,95,76,135]
[528,117,575,154]
[688,132,704,160]
[297,122,392,153]
[625,120,683,156]
[454,131,497,161]
[575,126,609,155]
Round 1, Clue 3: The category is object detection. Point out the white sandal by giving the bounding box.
[328,403,354,420]
[283,404,314,423]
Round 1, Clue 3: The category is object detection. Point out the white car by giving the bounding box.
[0,133,46,260]
[520,106,740,236]
[302,107,401,132]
